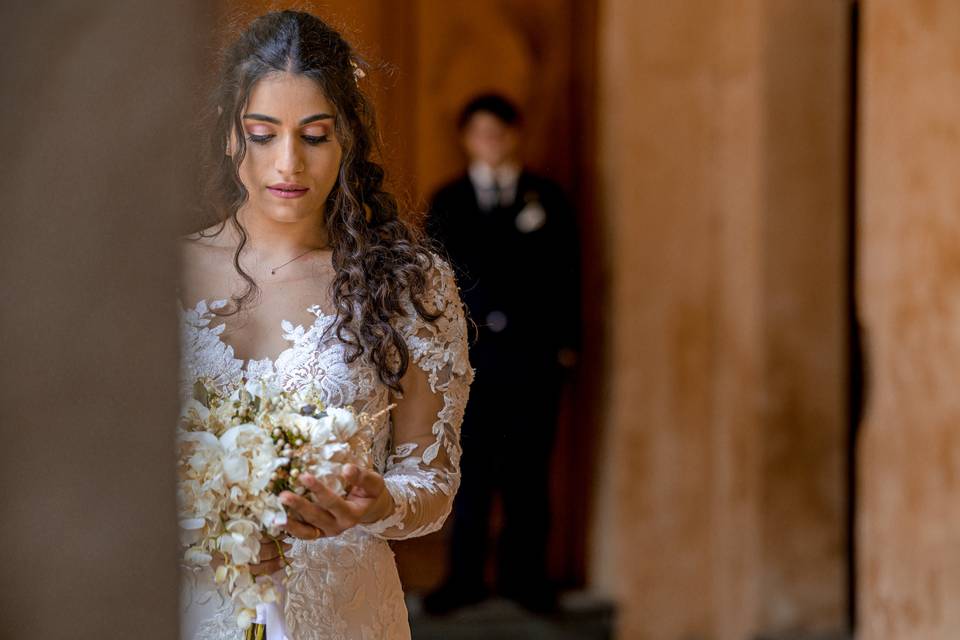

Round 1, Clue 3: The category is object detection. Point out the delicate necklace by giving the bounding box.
[270,247,320,275]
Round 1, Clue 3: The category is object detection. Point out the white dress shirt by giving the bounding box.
[468,160,521,211]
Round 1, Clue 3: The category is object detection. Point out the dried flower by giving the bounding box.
[176,372,375,629]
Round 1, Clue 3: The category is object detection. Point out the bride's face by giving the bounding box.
[230,71,343,225]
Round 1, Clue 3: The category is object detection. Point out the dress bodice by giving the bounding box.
[178,256,474,639]
[179,299,391,472]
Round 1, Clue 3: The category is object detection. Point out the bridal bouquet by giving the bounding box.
[176,373,374,631]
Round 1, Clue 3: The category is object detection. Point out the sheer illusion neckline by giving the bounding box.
[178,296,336,372]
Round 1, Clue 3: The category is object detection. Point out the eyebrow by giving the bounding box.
[242,113,335,125]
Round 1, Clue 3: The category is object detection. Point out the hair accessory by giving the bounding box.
[349,59,366,86]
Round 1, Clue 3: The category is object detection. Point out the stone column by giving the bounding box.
[858,2,960,638]
[0,2,208,636]
[593,2,849,637]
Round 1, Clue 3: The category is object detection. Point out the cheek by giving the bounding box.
[464,138,483,157]
[236,147,269,190]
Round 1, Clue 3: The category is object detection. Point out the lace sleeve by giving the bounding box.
[359,255,474,540]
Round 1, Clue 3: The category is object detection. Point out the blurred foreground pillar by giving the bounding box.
[0,2,208,637]
[593,2,849,638]
[858,2,960,638]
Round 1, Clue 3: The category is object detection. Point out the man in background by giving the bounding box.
[423,93,581,615]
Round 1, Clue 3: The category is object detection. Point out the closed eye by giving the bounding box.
[245,134,330,145]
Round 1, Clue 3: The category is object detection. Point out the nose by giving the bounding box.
[274,134,304,175]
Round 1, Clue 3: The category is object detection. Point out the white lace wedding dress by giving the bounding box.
[177,258,473,640]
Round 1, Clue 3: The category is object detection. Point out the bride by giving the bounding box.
[177,10,473,639]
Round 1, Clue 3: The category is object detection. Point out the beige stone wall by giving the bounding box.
[0,2,208,636]
[858,2,960,638]
[593,2,848,637]
[760,1,849,628]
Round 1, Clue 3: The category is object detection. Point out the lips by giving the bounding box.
[267,182,309,199]
[269,182,308,191]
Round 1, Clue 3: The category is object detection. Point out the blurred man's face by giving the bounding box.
[462,112,519,168]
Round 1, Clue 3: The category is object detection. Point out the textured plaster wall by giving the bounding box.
[0,2,208,636]
[858,2,960,638]
[593,2,848,638]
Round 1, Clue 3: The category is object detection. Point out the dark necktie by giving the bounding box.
[490,181,503,208]
[480,182,502,212]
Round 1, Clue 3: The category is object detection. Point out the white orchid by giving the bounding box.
[326,406,359,440]
[184,545,213,566]
[176,375,374,630]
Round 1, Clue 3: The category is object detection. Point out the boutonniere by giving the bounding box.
[515,192,547,233]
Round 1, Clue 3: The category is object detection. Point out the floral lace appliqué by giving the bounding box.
[178,255,473,640]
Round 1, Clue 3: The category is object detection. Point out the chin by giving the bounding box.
[247,206,302,225]
[255,197,319,221]
[271,208,317,223]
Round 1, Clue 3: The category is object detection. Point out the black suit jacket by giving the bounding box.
[426,170,581,378]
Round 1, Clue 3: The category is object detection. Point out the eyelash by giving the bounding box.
[246,134,329,145]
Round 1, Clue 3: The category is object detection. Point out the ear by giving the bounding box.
[225,128,237,158]
[217,106,233,157]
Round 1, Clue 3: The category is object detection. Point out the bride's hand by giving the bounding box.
[279,464,395,540]
[248,535,293,577]
[206,536,291,576]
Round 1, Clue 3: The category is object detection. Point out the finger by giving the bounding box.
[297,474,342,507]
[259,533,292,546]
[258,540,293,561]
[341,466,387,521]
[250,556,286,577]
[282,515,331,540]
[280,491,342,534]
[342,463,361,488]
[280,489,338,524]
[285,517,323,539]
[297,474,354,523]
[343,464,384,498]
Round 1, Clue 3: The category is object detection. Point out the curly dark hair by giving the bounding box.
[190,9,439,393]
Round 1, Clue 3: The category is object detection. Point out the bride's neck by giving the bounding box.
[231,205,330,262]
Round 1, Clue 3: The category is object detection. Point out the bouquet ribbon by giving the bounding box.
[249,570,289,640]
